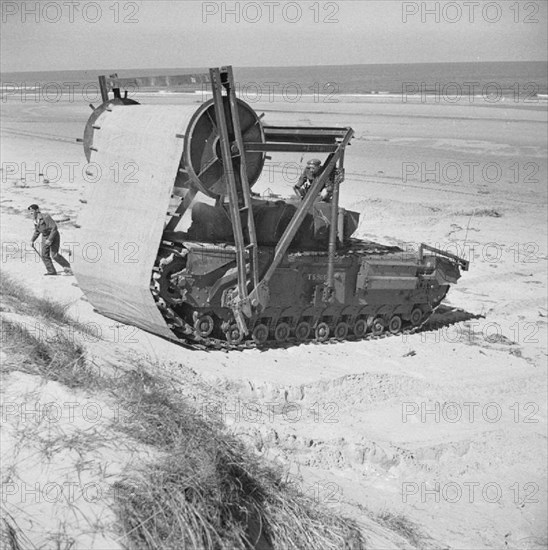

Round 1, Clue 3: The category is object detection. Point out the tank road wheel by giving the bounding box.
[274,322,291,343]
[334,322,349,340]
[315,322,330,342]
[353,318,367,338]
[194,314,215,338]
[252,324,269,345]
[388,315,402,334]
[371,317,385,336]
[295,321,311,342]
[410,307,423,327]
[225,325,243,345]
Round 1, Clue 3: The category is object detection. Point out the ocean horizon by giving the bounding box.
[1,61,547,97]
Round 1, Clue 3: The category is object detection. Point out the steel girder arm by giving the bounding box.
[224,66,260,291]
[326,147,345,297]
[247,127,354,309]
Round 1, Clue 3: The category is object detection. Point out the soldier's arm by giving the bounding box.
[294,173,307,196]
[43,214,59,243]
[295,173,306,189]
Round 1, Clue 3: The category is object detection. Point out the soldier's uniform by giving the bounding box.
[294,159,334,202]
[31,210,71,275]
[294,159,321,199]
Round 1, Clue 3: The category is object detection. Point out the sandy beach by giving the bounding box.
[1,91,547,549]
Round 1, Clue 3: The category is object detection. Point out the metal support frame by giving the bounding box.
[325,150,345,298]
[224,67,260,291]
[209,67,260,333]
[98,75,109,103]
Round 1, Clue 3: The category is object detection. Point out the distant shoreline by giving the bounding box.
[2,60,547,77]
[2,61,546,95]
[1,86,546,104]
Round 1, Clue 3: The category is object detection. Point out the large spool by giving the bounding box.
[84,98,265,198]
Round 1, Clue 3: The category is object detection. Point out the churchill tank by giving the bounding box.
[74,66,469,349]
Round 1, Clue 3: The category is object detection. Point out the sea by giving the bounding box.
[1,61,547,100]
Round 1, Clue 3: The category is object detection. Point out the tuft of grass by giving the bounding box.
[0,272,26,298]
[0,271,72,324]
[112,369,365,550]
[1,515,25,550]
[376,510,424,548]
[0,318,96,390]
[35,299,72,325]
[0,271,100,340]
[1,318,54,365]
[454,208,501,218]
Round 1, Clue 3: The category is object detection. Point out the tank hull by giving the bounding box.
[150,238,457,346]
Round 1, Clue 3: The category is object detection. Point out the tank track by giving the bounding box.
[149,244,478,351]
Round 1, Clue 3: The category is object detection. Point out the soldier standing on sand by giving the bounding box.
[28,204,72,276]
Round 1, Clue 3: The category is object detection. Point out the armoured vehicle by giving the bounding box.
[74,66,468,349]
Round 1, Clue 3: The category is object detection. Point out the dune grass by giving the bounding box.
[454,208,502,218]
[0,318,96,390]
[0,271,73,324]
[1,515,24,550]
[376,510,424,548]
[0,270,100,342]
[112,367,365,549]
[1,277,367,549]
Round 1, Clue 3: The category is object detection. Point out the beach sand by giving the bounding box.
[1,92,546,548]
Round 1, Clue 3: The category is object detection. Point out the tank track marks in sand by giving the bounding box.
[149,246,482,352]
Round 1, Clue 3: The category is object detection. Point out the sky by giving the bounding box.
[1,0,547,72]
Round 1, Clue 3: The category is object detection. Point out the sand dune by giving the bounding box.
[1,92,546,549]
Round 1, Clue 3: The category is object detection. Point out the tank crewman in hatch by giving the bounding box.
[293,158,334,202]
[28,204,72,276]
